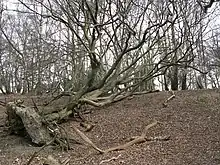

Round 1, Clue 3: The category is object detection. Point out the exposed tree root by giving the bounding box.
[5,95,170,163]
[43,89,160,109]
[71,120,170,154]
[6,101,74,151]
[132,90,160,95]
[6,102,53,144]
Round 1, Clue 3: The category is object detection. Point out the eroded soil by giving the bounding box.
[0,89,219,165]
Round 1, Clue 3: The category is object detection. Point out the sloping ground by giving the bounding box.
[0,89,219,165]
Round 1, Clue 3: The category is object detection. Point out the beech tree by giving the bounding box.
[2,0,218,110]
[1,0,220,146]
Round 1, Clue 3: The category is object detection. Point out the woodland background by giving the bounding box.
[0,0,219,105]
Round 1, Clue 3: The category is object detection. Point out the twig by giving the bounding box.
[141,120,158,137]
[26,136,56,165]
[0,100,6,107]
[43,92,72,106]
[60,157,70,165]
[105,136,147,152]
[163,90,175,107]
[145,135,170,141]
[56,123,70,151]
[99,154,122,164]
[31,98,39,112]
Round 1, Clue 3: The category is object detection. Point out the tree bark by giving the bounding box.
[6,102,53,145]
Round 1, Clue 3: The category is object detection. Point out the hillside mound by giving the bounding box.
[0,89,219,165]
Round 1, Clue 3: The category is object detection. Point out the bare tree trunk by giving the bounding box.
[170,24,178,91]
[181,69,187,90]
[164,74,169,91]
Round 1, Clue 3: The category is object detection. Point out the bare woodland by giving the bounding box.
[0,0,220,163]
[0,0,219,96]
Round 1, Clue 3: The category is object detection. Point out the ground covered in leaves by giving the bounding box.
[0,89,219,165]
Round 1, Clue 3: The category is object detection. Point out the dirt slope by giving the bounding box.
[0,89,219,165]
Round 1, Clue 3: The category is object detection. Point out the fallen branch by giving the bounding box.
[163,90,175,107]
[105,136,147,152]
[105,120,158,152]
[71,125,105,154]
[71,120,166,154]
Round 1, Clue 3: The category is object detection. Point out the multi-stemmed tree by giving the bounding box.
[1,0,220,145]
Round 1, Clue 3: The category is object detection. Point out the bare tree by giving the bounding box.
[1,0,220,145]
[2,0,217,106]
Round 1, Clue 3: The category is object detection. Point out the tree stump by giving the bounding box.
[6,102,52,145]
